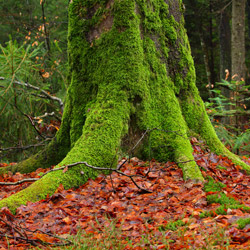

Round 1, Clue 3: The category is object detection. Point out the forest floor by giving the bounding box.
[0,139,250,249]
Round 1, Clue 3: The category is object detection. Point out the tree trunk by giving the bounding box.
[0,0,249,213]
[218,6,231,124]
[231,0,246,80]
[231,0,246,127]
[219,8,231,81]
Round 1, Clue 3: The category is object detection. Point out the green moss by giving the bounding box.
[207,192,239,206]
[199,210,216,218]
[2,0,229,212]
[216,165,227,170]
[237,217,250,229]
[200,204,250,218]
[159,219,186,231]
[200,188,249,219]
[203,176,226,192]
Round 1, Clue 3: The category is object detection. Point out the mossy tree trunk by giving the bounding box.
[0,0,249,213]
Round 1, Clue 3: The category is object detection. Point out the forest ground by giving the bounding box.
[0,138,250,249]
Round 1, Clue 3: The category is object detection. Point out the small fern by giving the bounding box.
[206,78,250,155]
[233,130,250,153]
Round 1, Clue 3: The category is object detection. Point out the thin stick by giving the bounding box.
[0,77,64,113]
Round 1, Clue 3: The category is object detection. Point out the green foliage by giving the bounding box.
[0,39,42,80]
[0,0,68,162]
[200,204,250,218]
[207,192,239,206]
[216,165,227,170]
[233,130,250,153]
[237,217,250,229]
[206,80,250,117]
[205,79,250,155]
[203,176,226,192]
[0,40,45,161]
[0,38,65,162]
[159,220,186,231]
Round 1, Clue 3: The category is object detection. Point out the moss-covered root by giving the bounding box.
[0,138,68,176]
[181,89,250,172]
[174,140,204,181]
[177,156,203,181]
[0,94,130,213]
[0,169,62,213]
[0,164,90,214]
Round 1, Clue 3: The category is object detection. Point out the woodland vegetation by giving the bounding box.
[0,0,250,249]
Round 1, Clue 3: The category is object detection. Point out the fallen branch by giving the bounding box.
[0,215,72,247]
[0,128,195,191]
[25,114,46,140]
[34,111,61,122]
[0,139,50,152]
[0,160,152,192]
[0,77,64,113]
[0,178,39,186]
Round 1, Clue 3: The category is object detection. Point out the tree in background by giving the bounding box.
[0,0,249,213]
[184,0,247,94]
[231,0,246,81]
[0,0,68,162]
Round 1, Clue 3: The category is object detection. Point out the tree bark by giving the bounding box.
[0,0,249,213]
[231,0,246,80]
[231,0,246,127]
[218,5,231,124]
[219,8,231,81]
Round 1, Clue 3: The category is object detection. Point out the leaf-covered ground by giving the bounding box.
[1,140,250,249]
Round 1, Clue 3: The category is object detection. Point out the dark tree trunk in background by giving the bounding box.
[231,0,246,81]
[219,7,231,80]
[231,0,246,127]
[218,5,231,124]
[208,0,216,87]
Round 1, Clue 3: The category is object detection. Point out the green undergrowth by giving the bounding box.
[237,217,250,229]
[32,218,174,250]
[206,192,239,205]
[203,176,226,192]
[200,177,250,230]
[200,204,250,218]
[159,219,186,231]
[200,186,250,222]
[216,165,227,170]
[30,218,232,250]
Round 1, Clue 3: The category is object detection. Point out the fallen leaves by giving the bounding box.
[0,144,250,249]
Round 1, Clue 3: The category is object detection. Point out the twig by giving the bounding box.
[64,161,152,193]
[0,139,50,152]
[0,234,40,247]
[34,111,61,122]
[0,178,39,186]
[0,217,26,239]
[129,129,149,153]
[0,160,152,192]
[0,216,73,247]
[25,114,46,140]
[0,128,193,190]
[0,77,64,113]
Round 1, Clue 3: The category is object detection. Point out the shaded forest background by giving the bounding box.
[0,0,250,163]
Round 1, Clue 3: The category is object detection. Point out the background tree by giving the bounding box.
[183,0,221,99]
[0,0,68,162]
[231,0,246,81]
[0,0,249,213]
[184,0,250,152]
[216,1,232,125]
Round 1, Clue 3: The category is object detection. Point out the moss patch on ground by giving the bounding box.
[203,176,226,192]
[159,219,186,231]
